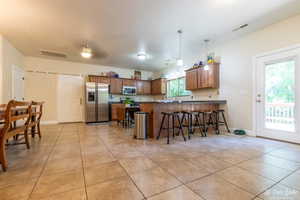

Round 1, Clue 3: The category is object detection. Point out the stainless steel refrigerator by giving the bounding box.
[85,82,109,123]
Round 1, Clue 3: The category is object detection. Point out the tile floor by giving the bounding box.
[1,123,300,200]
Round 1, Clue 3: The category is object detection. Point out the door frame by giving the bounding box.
[11,65,25,101]
[253,44,300,143]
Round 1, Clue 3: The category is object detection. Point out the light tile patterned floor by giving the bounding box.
[1,123,300,200]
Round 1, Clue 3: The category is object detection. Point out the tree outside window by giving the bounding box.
[167,77,191,97]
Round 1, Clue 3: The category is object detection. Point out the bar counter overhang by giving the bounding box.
[138,100,227,138]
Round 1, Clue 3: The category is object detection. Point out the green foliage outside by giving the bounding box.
[167,77,191,97]
[265,60,295,103]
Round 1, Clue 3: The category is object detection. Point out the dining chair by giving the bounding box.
[0,104,6,125]
[29,101,44,138]
[0,100,32,172]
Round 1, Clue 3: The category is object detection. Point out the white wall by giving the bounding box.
[0,36,24,103]
[24,57,155,122]
[162,14,300,131]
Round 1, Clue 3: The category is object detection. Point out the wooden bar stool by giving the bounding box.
[214,109,230,134]
[202,111,217,135]
[181,111,205,139]
[157,112,186,144]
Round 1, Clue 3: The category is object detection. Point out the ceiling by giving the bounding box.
[1,0,300,71]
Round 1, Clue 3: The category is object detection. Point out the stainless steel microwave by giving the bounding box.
[122,86,137,96]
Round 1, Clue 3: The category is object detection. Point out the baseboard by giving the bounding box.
[230,128,257,137]
[40,121,59,125]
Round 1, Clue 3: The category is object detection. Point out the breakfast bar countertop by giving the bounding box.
[109,100,227,104]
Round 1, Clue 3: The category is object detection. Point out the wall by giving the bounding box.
[0,36,24,103]
[24,57,155,122]
[161,14,300,132]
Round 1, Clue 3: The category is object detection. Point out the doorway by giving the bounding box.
[254,45,300,143]
[57,75,84,123]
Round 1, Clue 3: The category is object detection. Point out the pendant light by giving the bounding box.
[203,39,210,70]
[176,30,183,66]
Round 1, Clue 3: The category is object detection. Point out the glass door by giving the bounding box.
[255,47,300,143]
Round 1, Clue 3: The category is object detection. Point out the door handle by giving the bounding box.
[256,100,261,103]
[80,98,83,105]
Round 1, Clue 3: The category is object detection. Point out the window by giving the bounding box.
[167,77,191,97]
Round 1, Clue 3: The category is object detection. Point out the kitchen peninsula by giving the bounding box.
[111,100,227,138]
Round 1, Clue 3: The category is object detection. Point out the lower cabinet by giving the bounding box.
[111,104,125,121]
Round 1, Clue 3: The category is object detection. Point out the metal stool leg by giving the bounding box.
[157,114,166,140]
[221,111,231,133]
[167,115,170,144]
[176,114,186,141]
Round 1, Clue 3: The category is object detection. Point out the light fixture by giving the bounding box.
[81,43,92,59]
[177,30,183,66]
[137,52,146,60]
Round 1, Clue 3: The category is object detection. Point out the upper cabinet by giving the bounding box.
[88,75,110,84]
[151,78,167,95]
[186,68,198,90]
[110,78,123,94]
[122,79,136,87]
[186,63,220,90]
[137,80,152,95]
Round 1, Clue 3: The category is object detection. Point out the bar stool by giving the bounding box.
[202,111,217,135]
[181,111,205,139]
[157,112,186,144]
[214,109,230,134]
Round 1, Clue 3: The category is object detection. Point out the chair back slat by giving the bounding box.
[1,100,32,138]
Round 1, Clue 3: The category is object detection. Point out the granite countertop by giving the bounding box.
[109,100,227,104]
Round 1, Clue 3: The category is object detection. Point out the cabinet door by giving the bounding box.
[143,81,152,95]
[110,78,123,94]
[186,69,198,90]
[151,79,159,94]
[111,104,124,121]
[122,79,136,86]
[99,77,110,84]
[136,81,144,95]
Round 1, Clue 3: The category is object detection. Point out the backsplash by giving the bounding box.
[110,94,155,102]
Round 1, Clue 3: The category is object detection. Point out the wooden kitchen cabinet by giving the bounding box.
[88,75,110,84]
[122,79,136,86]
[110,78,123,94]
[137,80,152,95]
[186,68,198,90]
[186,63,220,90]
[99,76,110,84]
[151,78,166,95]
[111,103,125,121]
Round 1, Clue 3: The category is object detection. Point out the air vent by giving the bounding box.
[40,50,67,58]
[232,23,249,32]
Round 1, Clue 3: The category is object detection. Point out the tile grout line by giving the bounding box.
[26,127,63,200]
[78,127,90,200]
[97,130,148,200]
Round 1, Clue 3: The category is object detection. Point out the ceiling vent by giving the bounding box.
[40,50,67,58]
[232,24,249,32]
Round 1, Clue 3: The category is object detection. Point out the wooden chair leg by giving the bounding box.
[37,123,42,138]
[24,130,30,149]
[0,138,7,172]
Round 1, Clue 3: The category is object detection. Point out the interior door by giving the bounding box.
[12,65,25,101]
[255,46,300,143]
[57,75,84,123]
